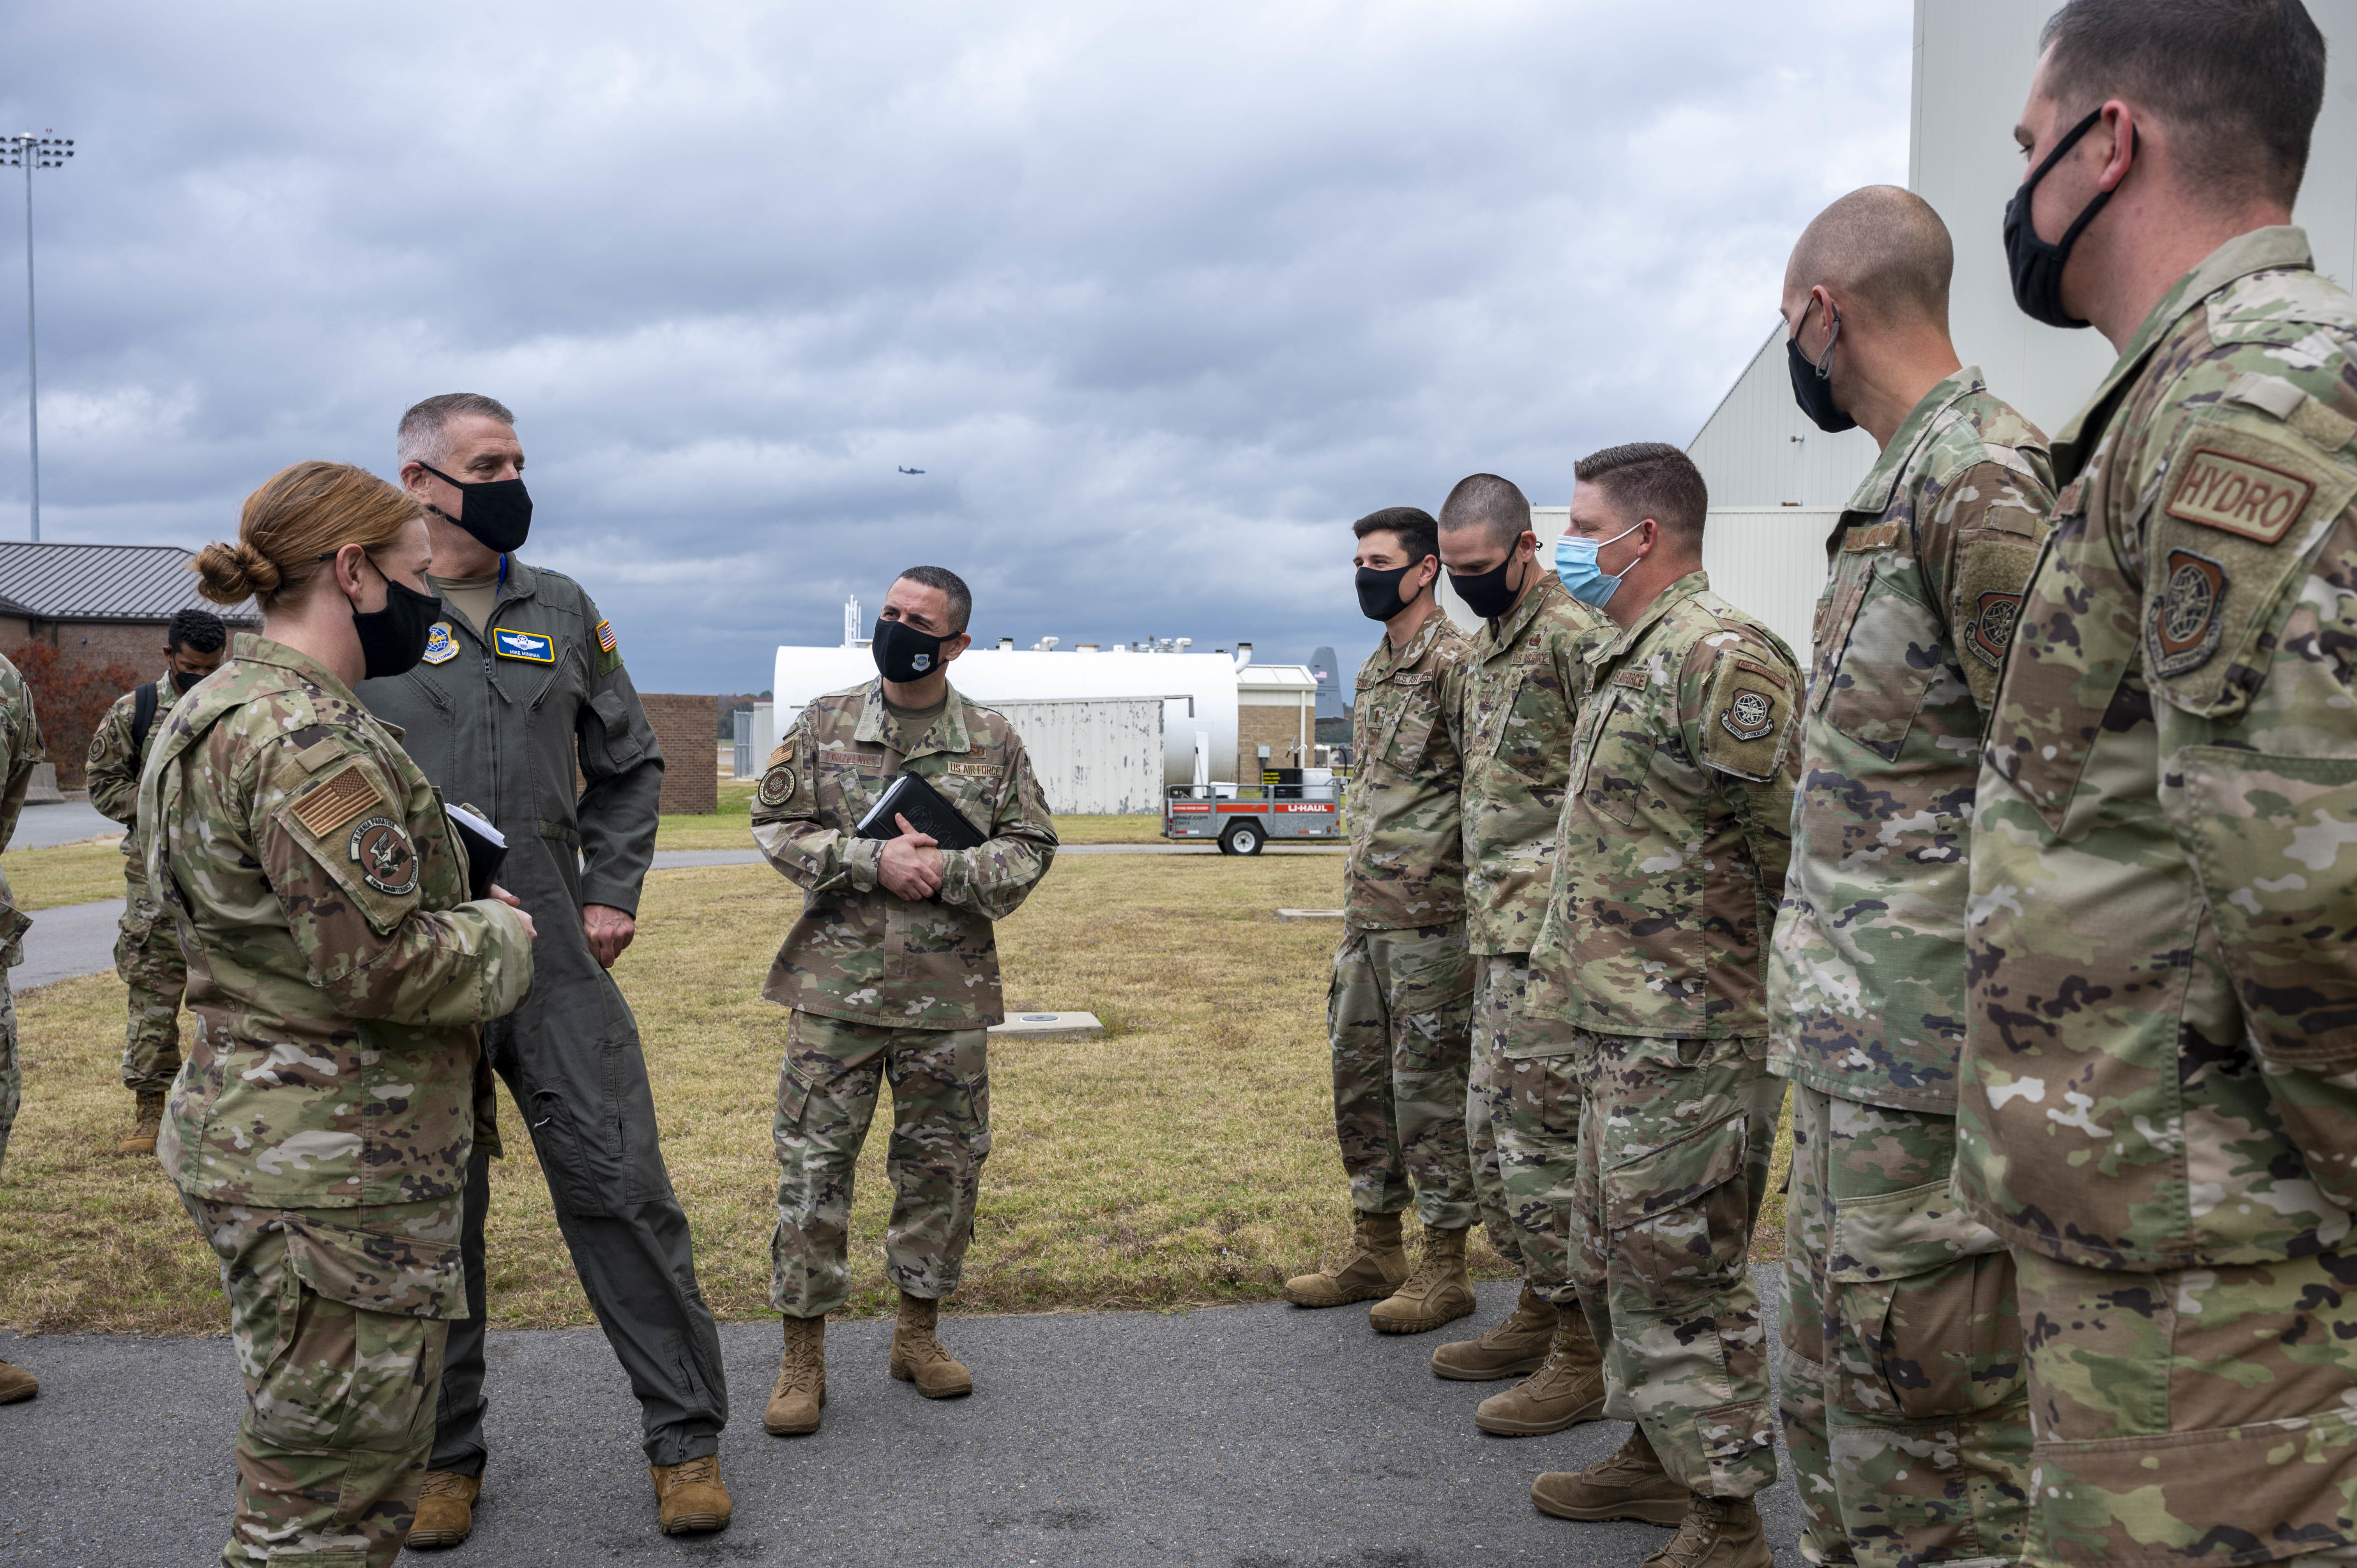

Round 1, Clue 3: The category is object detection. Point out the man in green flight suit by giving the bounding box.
[1956,4,2357,1563]
[751,565,1057,1436]
[357,393,731,1543]
[85,606,228,1155]
[1520,443,1800,1568]
[1764,185,2055,1568]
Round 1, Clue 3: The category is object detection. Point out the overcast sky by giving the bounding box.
[1,1,1911,691]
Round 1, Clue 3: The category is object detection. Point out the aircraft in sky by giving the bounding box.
[898,466,925,475]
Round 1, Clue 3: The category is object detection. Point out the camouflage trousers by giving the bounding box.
[115,879,186,1091]
[772,1008,990,1318]
[1492,968,1585,1305]
[1468,954,1531,1271]
[0,964,17,1174]
[1570,1031,1785,1499]
[1778,1084,2029,1568]
[183,1196,456,1568]
[2014,1245,2357,1568]
[1327,922,1476,1229]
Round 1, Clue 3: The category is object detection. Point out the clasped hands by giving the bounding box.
[878,813,947,900]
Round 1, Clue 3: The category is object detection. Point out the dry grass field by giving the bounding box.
[0,849,1789,1335]
[3,838,132,911]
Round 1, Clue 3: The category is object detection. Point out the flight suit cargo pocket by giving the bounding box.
[1829,1178,2020,1421]
[1605,1109,1750,1309]
[588,687,644,764]
[1822,560,1938,760]
[525,1091,609,1218]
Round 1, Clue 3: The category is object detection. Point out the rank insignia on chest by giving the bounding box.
[1720,688,1776,742]
[493,629,556,664]
[348,815,421,897]
[421,623,459,666]
[1965,591,2022,670]
[2149,547,2228,675]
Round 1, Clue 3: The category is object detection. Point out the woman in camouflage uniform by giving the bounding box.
[154,462,538,1568]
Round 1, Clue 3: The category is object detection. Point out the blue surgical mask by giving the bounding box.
[1553,522,1642,608]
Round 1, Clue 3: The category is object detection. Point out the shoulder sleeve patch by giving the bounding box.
[1955,539,2043,700]
[594,619,622,676]
[2148,413,2357,717]
[1700,653,1793,782]
[288,763,381,837]
[757,762,797,808]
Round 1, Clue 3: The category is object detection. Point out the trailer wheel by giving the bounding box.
[1221,822,1265,856]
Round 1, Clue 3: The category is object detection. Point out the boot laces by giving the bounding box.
[419,1471,472,1499]
[664,1455,721,1490]
[1653,1499,1734,1568]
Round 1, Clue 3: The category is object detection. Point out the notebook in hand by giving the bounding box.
[853,771,987,852]
[445,803,509,902]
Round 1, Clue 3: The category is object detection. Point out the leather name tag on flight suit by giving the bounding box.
[422,623,459,665]
[493,630,555,663]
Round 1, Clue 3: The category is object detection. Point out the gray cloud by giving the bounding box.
[1,0,1911,687]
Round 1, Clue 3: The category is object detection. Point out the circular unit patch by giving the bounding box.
[757,764,797,809]
[1719,689,1774,742]
[347,815,421,897]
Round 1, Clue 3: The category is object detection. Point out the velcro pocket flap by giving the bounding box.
[1829,1176,2007,1283]
[1605,1108,1748,1232]
[272,761,420,941]
[1700,654,1794,782]
[2145,415,2357,718]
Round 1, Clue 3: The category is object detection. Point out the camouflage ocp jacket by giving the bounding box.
[1958,226,2357,1272]
[1346,612,1470,932]
[87,669,182,888]
[0,653,41,967]
[1767,369,2053,1112]
[1526,572,1802,1043]
[1460,574,1607,955]
[752,680,1058,1029]
[142,634,535,1224]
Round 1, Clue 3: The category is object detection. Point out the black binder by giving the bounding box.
[445,803,509,902]
[854,772,986,851]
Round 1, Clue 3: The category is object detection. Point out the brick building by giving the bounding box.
[636,693,718,816]
[1235,661,1317,783]
[0,541,258,675]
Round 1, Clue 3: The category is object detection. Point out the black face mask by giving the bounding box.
[1356,563,1426,622]
[2004,108,2134,330]
[1786,297,1857,434]
[417,462,533,553]
[1448,550,1527,622]
[168,668,207,695]
[872,617,949,683]
[350,558,446,681]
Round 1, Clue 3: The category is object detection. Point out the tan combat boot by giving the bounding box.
[1474,1305,1606,1435]
[117,1089,166,1155]
[764,1314,826,1435]
[649,1454,731,1535]
[0,1357,36,1403]
[1281,1209,1407,1308]
[890,1291,973,1398]
[1532,1423,1687,1525]
[407,1470,482,1548]
[1430,1282,1557,1380]
[1642,1494,1770,1568]
[1368,1222,1476,1334]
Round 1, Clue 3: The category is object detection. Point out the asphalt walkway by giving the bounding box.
[0,1280,1804,1568]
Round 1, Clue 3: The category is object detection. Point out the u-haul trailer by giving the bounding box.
[1162,781,1341,855]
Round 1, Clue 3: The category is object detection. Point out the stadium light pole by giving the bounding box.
[2,132,74,543]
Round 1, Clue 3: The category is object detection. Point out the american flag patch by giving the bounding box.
[595,620,617,653]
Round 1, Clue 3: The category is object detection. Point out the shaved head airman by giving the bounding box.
[1786,185,1954,328]
[1438,473,1531,551]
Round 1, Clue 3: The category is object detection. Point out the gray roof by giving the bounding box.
[0,542,256,623]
